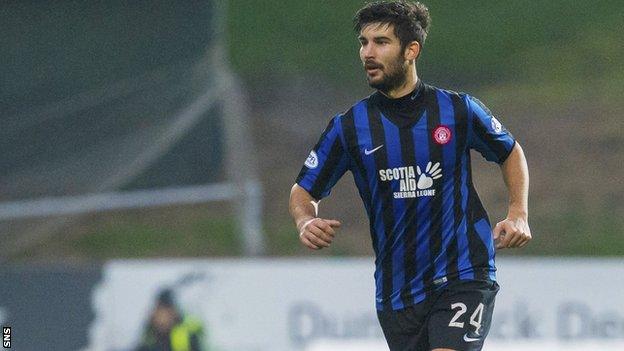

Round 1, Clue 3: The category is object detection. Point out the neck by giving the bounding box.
[381,66,419,99]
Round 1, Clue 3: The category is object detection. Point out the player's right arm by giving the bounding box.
[289,184,341,250]
[290,116,349,250]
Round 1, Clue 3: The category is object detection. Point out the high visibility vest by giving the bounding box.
[170,317,204,351]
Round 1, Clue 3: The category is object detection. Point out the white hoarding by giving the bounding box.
[86,258,624,351]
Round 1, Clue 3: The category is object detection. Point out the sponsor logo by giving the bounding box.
[364,144,383,155]
[491,117,503,133]
[304,150,318,169]
[433,125,452,145]
[378,161,442,198]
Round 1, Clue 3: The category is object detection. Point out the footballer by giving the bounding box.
[289,1,531,350]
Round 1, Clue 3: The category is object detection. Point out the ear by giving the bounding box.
[404,41,421,61]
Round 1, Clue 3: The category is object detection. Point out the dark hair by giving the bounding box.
[354,1,431,50]
[157,289,175,307]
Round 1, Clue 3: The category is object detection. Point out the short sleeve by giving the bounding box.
[295,116,349,200]
[466,95,516,164]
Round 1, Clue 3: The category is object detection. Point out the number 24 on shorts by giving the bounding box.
[448,302,485,335]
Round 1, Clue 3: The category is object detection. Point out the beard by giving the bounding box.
[365,54,408,94]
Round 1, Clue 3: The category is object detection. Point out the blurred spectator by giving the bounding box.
[135,289,206,351]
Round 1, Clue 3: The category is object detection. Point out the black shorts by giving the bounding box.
[377,279,499,351]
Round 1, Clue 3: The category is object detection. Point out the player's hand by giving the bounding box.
[298,218,342,250]
[493,217,531,249]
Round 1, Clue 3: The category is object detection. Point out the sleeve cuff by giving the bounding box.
[497,140,517,164]
[296,180,323,201]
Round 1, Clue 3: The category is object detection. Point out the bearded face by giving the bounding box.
[359,23,410,94]
[364,50,409,93]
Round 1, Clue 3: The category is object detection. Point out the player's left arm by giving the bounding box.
[494,142,532,249]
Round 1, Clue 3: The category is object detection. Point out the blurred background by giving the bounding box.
[0,1,622,350]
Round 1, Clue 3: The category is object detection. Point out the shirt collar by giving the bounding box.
[374,79,425,109]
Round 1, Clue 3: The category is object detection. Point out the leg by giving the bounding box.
[377,302,431,351]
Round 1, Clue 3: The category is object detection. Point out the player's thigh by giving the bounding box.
[377,303,430,351]
[427,280,499,351]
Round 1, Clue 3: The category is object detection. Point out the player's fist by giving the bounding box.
[298,218,342,250]
[493,217,531,249]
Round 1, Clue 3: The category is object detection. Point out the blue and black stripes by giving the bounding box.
[295,84,515,311]
[423,86,445,293]
[450,93,473,280]
[398,123,419,307]
[296,116,349,200]
[468,96,516,164]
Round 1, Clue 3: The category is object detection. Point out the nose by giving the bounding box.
[361,43,375,60]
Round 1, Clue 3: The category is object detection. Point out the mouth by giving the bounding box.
[365,65,382,75]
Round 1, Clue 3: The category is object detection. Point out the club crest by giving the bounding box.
[433,125,452,145]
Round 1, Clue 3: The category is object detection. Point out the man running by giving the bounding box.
[289,2,531,350]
